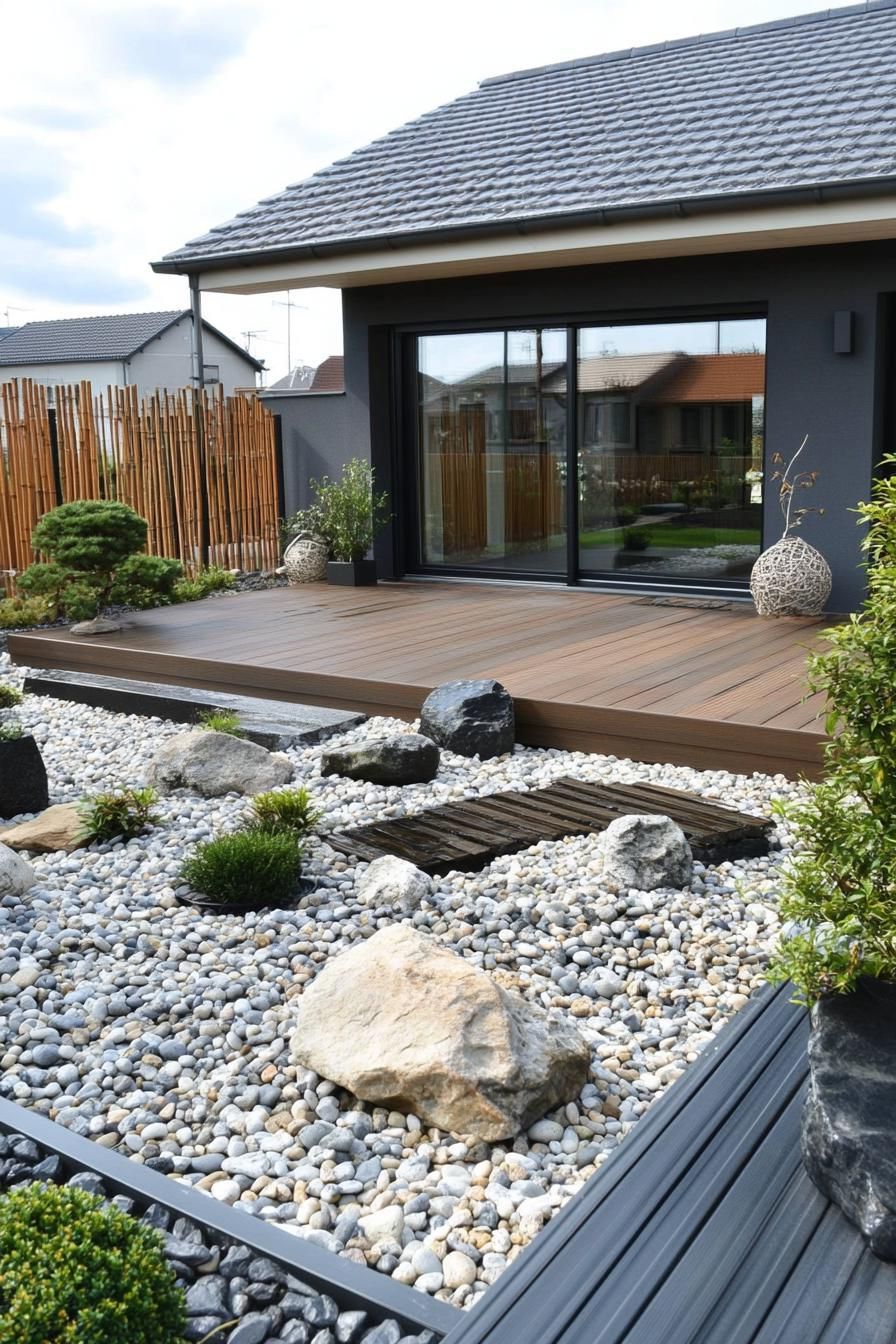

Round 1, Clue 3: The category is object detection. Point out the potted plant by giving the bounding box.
[296,458,390,586]
[768,457,896,1257]
[0,685,48,819]
[749,435,831,616]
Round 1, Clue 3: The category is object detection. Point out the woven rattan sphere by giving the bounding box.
[283,533,328,584]
[750,536,832,616]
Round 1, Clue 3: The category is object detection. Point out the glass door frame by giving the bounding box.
[398,305,767,595]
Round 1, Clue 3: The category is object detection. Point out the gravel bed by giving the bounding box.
[0,1124,434,1343]
[0,653,802,1311]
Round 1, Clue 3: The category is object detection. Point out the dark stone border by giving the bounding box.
[0,1097,459,1339]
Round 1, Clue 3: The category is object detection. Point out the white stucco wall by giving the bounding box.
[0,359,125,396]
[130,317,258,396]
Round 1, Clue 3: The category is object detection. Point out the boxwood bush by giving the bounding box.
[0,1182,185,1344]
[769,456,896,1002]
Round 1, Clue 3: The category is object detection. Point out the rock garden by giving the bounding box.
[0,656,804,1332]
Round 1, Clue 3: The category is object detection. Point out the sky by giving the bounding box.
[0,0,858,386]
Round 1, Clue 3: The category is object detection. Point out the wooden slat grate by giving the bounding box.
[321,776,773,875]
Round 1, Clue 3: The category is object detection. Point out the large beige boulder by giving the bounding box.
[0,804,85,854]
[147,729,293,797]
[289,925,591,1141]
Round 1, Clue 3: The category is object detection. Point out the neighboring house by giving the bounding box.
[0,311,263,400]
[267,363,316,392]
[0,328,20,342]
[154,2,896,610]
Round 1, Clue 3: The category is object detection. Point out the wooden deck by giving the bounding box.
[7,581,831,778]
[443,985,896,1344]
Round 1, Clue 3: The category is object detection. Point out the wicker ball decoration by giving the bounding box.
[283,533,328,584]
[750,536,832,616]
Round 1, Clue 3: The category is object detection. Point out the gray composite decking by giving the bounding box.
[446,984,896,1344]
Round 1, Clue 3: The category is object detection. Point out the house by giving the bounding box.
[0,311,263,399]
[265,355,344,394]
[267,363,316,392]
[153,1,896,611]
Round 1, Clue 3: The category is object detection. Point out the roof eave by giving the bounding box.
[150,174,896,277]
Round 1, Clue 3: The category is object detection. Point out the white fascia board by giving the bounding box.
[195,195,896,296]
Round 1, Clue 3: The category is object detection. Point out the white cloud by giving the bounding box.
[0,0,860,379]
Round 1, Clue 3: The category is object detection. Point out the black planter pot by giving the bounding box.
[0,735,49,819]
[327,560,378,587]
[802,977,896,1259]
[175,876,315,915]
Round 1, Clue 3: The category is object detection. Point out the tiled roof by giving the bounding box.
[0,311,263,372]
[567,352,683,394]
[653,352,767,402]
[157,2,896,271]
[309,355,345,392]
[0,312,184,366]
[0,327,19,342]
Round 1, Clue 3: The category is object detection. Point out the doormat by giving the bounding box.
[636,597,735,610]
[321,777,773,876]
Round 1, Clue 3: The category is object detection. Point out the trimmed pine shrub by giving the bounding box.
[0,1182,185,1344]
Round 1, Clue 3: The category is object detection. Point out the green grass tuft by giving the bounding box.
[249,786,321,839]
[197,708,245,737]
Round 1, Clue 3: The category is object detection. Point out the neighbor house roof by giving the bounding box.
[653,352,767,402]
[309,355,344,392]
[0,311,263,370]
[155,2,896,274]
[0,327,19,342]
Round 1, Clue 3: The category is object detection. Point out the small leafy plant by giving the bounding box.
[78,787,160,843]
[198,708,245,737]
[0,1181,185,1344]
[173,565,236,603]
[0,596,53,630]
[181,828,305,906]
[0,685,22,709]
[768,457,896,1002]
[0,722,23,742]
[250,786,321,839]
[285,458,390,562]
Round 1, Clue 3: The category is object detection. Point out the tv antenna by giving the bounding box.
[272,291,307,372]
[241,329,266,354]
[2,303,31,326]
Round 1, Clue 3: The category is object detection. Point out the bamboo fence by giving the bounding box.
[0,379,281,592]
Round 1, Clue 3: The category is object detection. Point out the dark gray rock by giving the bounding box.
[320,734,439,786]
[280,1324,312,1344]
[335,1311,367,1343]
[185,1316,227,1341]
[220,1244,254,1277]
[228,1315,276,1344]
[802,980,896,1259]
[163,1234,218,1267]
[419,679,514,759]
[185,1275,230,1317]
[303,1295,338,1328]
[67,1171,105,1197]
[360,1324,403,1344]
[0,735,49,820]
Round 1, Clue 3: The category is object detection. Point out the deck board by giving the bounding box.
[441,985,896,1344]
[7,580,831,778]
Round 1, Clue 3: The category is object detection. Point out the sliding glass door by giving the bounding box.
[412,315,765,588]
[417,329,567,573]
[577,318,765,583]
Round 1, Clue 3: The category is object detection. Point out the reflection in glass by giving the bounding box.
[576,318,765,582]
[417,330,567,571]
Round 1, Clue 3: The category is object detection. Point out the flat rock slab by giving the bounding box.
[803,982,896,1259]
[23,670,364,750]
[0,803,85,854]
[323,777,772,876]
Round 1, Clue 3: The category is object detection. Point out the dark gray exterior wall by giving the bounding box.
[270,239,896,611]
[261,385,368,516]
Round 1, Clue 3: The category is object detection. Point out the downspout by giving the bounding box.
[189,275,210,567]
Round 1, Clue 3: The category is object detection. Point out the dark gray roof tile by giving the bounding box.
[0,312,184,366]
[157,2,896,271]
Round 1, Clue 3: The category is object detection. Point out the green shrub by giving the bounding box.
[0,1182,185,1344]
[0,685,22,709]
[0,722,23,742]
[181,828,304,906]
[0,594,54,629]
[109,554,183,609]
[198,708,245,737]
[172,565,236,603]
[768,457,896,1002]
[286,458,390,562]
[250,786,321,839]
[78,787,159,843]
[18,501,174,622]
